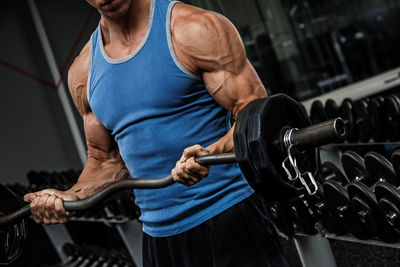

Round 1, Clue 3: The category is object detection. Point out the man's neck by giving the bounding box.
[100,0,151,45]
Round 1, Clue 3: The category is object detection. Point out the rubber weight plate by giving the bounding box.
[290,194,318,235]
[325,99,340,119]
[342,150,372,185]
[382,95,400,141]
[353,99,370,142]
[375,181,400,203]
[340,98,356,142]
[365,151,399,186]
[368,98,385,142]
[310,100,328,124]
[379,197,400,235]
[233,99,261,190]
[246,94,317,200]
[351,196,379,236]
[323,180,372,239]
[374,181,400,235]
[319,161,349,185]
[313,183,348,235]
[347,181,382,237]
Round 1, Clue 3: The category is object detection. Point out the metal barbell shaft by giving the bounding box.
[0,177,175,227]
[0,118,345,227]
[290,118,346,150]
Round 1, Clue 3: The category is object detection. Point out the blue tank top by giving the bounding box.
[87,0,254,237]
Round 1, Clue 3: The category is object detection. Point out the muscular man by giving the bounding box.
[24,0,288,266]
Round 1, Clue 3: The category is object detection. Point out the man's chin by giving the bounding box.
[101,0,130,19]
[102,8,127,19]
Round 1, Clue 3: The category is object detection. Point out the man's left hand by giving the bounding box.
[172,144,210,186]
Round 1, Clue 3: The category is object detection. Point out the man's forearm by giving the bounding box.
[67,158,129,199]
[206,124,235,154]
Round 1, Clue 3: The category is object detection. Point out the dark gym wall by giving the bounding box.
[0,1,99,185]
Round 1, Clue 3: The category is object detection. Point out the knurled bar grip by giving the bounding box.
[0,118,345,227]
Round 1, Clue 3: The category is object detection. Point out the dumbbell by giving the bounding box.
[63,243,86,266]
[339,98,356,142]
[276,161,346,236]
[367,96,385,142]
[267,202,294,237]
[343,92,400,143]
[323,153,373,239]
[310,98,358,144]
[381,94,400,141]
[346,151,400,242]
[353,99,371,142]
[310,162,348,235]
[288,189,319,235]
[325,99,340,120]
[310,100,328,124]
[375,150,400,234]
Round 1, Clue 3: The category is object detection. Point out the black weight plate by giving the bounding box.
[351,193,400,243]
[375,181,400,203]
[323,180,372,239]
[365,151,398,186]
[353,99,370,142]
[347,181,375,202]
[319,161,349,185]
[246,94,313,200]
[392,150,400,179]
[310,100,328,124]
[346,181,394,241]
[290,195,318,235]
[376,96,385,104]
[379,197,400,235]
[233,99,260,191]
[340,98,356,142]
[325,99,340,119]
[341,151,371,185]
[382,95,400,141]
[313,183,348,235]
[267,202,294,237]
[351,196,380,236]
[368,98,385,142]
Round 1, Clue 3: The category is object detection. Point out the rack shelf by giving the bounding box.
[322,142,400,149]
[296,233,400,249]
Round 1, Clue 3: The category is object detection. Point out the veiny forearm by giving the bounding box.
[67,158,129,199]
[206,124,235,154]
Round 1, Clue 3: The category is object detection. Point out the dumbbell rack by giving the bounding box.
[296,66,400,267]
[42,219,143,266]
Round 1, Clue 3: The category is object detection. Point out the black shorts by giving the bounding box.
[142,193,289,267]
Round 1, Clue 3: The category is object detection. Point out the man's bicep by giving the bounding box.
[197,14,266,117]
[203,59,267,118]
[83,112,121,163]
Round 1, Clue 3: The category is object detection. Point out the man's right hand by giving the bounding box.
[24,189,80,225]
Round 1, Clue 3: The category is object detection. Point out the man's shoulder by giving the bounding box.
[68,41,90,83]
[171,3,243,71]
[67,41,91,114]
[171,3,229,47]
